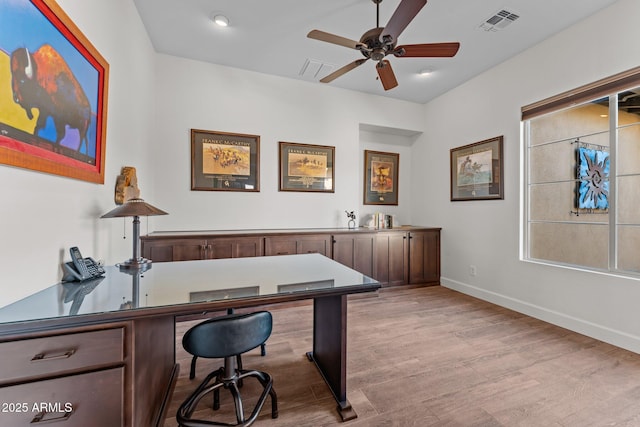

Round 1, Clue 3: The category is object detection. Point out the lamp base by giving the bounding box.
[117,258,153,273]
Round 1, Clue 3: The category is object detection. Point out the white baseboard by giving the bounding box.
[441,276,640,355]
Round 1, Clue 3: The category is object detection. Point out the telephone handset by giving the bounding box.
[62,246,105,282]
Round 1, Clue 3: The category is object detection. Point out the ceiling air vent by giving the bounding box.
[299,58,335,81]
[479,9,520,32]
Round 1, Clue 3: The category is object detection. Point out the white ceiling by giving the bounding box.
[132,0,619,104]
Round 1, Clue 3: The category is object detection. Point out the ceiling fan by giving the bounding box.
[307,0,460,90]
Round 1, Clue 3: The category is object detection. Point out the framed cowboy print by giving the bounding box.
[364,150,399,205]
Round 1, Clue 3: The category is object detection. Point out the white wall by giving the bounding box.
[148,55,421,231]
[0,0,156,305]
[411,0,640,352]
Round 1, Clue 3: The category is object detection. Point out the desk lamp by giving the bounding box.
[101,198,168,270]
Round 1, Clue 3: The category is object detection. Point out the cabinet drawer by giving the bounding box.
[0,367,123,427]
[0,327,124,384]
[264,238,297,256]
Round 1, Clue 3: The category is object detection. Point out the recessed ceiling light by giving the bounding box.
[212,14,229,27]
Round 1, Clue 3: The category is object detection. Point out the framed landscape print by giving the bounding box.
[279,142,335,192]
[0,0,109,184]
[191,129,260,191]
[364,150,399,205]
[450,136,504,201]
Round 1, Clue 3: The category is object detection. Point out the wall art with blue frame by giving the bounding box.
[576,145,609,211]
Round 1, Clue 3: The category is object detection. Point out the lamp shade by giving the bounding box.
[101,198,168,218]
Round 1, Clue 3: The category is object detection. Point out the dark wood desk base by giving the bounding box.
[306,294,356,421]
[0,255,379,426]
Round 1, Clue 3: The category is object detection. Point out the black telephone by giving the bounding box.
[62,246,105,282]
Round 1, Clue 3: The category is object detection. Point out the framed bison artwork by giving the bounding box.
[0,0,109,184]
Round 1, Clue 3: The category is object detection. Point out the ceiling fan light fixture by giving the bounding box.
[212,14,229,27]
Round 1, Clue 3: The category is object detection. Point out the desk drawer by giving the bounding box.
[0,327,124,384]
[0,367,123,427]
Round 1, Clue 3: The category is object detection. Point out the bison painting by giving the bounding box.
[10,45,91,152]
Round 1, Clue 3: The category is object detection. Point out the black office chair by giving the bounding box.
[177,311,278,427]
[189,308,267,380]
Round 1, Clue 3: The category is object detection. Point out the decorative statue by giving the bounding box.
[115,166,141,205]
[345,210,356,229]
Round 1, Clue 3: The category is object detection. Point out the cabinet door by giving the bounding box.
[409,230,441,285]
[265,235,330,256]
[171,239,207,261]
[332,234,375,277]
[207,237,264,259]
[296,235,331,256]
[264,237,297,256]
[142,240,173,262]
[375,232,408,286]
[143,238,206,262]
[233,237,264,258]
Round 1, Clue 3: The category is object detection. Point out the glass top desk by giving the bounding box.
[0,254,380,424]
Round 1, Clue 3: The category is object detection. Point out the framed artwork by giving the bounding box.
[0,0,109,184]
[279,141,335,192]
[364,150,399,205]
[450,136,504,201]
[575,145,609,211]
[191,129,260,191]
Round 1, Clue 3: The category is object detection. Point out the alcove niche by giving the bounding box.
[358,123,423,226]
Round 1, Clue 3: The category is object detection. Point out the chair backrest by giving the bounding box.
[182,311,272,359]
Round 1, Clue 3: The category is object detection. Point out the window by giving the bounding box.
[523,67,640,275]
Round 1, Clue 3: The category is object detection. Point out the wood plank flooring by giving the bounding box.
[164,286,640,426]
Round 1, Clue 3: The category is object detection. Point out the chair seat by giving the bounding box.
[177,311,278,427]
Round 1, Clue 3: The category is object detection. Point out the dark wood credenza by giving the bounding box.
[141,227,441,286]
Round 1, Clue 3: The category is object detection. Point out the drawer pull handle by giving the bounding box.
[31,349,76,362]
[31,410,74,424]
[276,252,288,255]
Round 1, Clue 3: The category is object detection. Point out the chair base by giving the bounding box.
[177,366,278,427]
[189,343,266,380]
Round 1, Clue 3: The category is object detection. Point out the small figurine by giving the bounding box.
[345,210,356,229]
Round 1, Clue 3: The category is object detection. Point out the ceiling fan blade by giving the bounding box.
[394,42,460,58]
[376,60,398,91]
[307,30,364,50]
[380,0,427,44]
[320,59,368,83]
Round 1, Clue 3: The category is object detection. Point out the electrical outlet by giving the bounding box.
[469,265,477,276]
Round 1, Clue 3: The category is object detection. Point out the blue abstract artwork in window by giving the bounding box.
[577,147,609,209]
